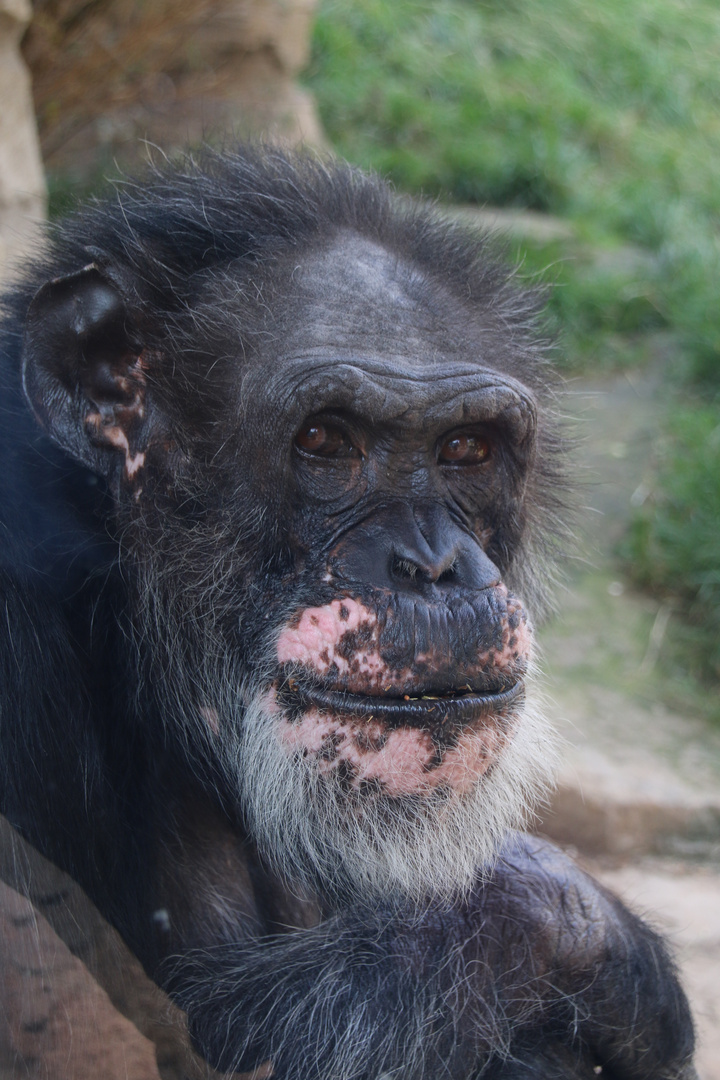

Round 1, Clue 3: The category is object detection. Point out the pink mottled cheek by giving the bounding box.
[497,609,534,671]
[276,598,388,682]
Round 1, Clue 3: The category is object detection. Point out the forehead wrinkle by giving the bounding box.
[245,359,536,437]
[267,353,529,387]
[259,363,481,422]
[272,359,538,410]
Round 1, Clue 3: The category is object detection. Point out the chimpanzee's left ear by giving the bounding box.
[22,263,151,481]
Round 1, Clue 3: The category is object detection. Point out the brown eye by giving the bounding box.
[438,432,491,465]
[295,420,358,458]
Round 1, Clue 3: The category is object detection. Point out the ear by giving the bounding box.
[22,264,150,481]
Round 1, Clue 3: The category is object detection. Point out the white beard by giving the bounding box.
[221,672,558,906]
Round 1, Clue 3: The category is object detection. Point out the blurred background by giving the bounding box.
[1,0,719,1076]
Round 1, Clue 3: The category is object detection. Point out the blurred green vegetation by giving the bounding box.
[307,0,720,385]
[47,169,112,220]
[625,407,720,685]
[306,0,720,698]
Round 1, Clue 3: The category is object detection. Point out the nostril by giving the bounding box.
[390,554,458,586]
[436,560,457,585]
[391,555,421,582]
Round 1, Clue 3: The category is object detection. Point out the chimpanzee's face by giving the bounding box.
[230,239,532,780]
[204,237,555,901]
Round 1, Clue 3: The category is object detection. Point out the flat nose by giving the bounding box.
[390,513,460,585]
[329,503,501,592]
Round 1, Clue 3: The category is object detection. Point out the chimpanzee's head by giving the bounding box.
[20,149,564,903]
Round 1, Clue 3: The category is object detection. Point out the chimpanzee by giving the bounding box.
[0,147,695,1079]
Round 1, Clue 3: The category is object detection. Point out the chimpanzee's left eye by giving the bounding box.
[437,431,491,465]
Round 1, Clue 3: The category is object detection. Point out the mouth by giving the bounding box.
[276,677,525,729]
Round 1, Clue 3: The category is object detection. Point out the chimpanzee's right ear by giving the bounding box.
[22,264,150,479]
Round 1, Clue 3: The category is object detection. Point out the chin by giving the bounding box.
[233,667,557,905]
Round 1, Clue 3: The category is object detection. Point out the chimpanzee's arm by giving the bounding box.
[170,834,694,1080]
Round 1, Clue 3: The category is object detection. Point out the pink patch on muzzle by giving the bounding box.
[272,593,528,796]
[277,598,388,685]
[266,689,508,797]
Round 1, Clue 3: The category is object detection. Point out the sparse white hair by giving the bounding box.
[221,670,558,905]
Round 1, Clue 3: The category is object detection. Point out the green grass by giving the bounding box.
[306,0,720,387]
[625,405,720,685]
[309,0,720,230]
[514,236,666,373]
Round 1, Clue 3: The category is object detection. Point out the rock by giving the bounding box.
[0,0,46,282]
[0,876,162,1079]
[450,205,575,243]
[22,0,324,182]
[0,815,250,1079]
[540,734,720,860]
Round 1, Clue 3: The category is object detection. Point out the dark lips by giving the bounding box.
[277,679,525,729]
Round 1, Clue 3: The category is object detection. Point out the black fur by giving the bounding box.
[0,147,695,1079]
[177,834,694,1079]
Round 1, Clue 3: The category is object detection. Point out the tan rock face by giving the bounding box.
[0,815,253,1080]
[0,877,162,1080]
[0,0,46,282]
[23,0,324,181]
